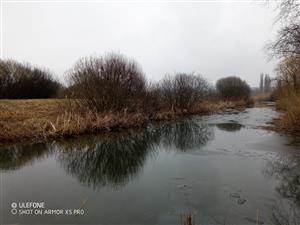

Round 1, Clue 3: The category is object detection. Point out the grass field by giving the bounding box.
[0,99,248,144]
[0,99,62,143]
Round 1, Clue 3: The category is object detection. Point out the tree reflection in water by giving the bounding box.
[57,128,161,189]
[159,119,214,151]
[0,119,214,189]
[57,119,214,189]
[264,151,300,225]
[0,143,51,171]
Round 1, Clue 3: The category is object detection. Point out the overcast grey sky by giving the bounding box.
[2,1,279,87]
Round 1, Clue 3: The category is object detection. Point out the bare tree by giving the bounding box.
[267,1,300,58]
[276,0,300,23]
[264,0,300,98]
[268,23,300,58]
[275,56,300,90]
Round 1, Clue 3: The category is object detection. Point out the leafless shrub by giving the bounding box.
[142,82,163,114]
[216,76,251,101]
[159,73,209,112]
[67,53,146,113]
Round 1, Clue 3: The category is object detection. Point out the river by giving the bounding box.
[1,105,300,225]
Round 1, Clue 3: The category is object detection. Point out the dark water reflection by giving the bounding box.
[1,107,300,224]
[216,123,244,132]
[57,129,161,189]
[0,143,51,171]
[264,150,300,225]
[159,120,214,151]
[1,120,214,189]
[59,120,213,189]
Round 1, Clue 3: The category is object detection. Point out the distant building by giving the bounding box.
[264,74,271,92]
[260,73,264,92]
[259,73,273,93]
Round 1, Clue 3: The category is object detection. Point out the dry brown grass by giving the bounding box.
[0,99,152,143]
[275,90,300,135]
[0,99,63,142]
[0,99,249,144]
[198,99,249,113]
[253,92,273,102]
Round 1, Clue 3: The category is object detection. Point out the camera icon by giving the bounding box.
[11,202,17,209]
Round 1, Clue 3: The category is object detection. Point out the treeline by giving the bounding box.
[0,60,61,99]
[0,54,251,113]
[66,53,251,114]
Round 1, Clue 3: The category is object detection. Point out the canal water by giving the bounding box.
[1,105,299,224]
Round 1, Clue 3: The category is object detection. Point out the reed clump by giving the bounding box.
[276,89,300,135]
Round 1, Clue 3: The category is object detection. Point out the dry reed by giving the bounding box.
[0,98,249,144]
[276,89,300,135]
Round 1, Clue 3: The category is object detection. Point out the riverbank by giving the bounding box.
[0,99,249,144]
[254,91,300,137]
[273,92,300,136]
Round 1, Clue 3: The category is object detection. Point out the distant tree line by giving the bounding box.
[67,53,251,114]
[0,54,251,113]
[0,60,61,99]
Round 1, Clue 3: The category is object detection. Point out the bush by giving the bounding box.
[160,73,209,112]
[216,76,251,101]
[0,60,61,99]
[68,53,146,112]
[142,82,163,114]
